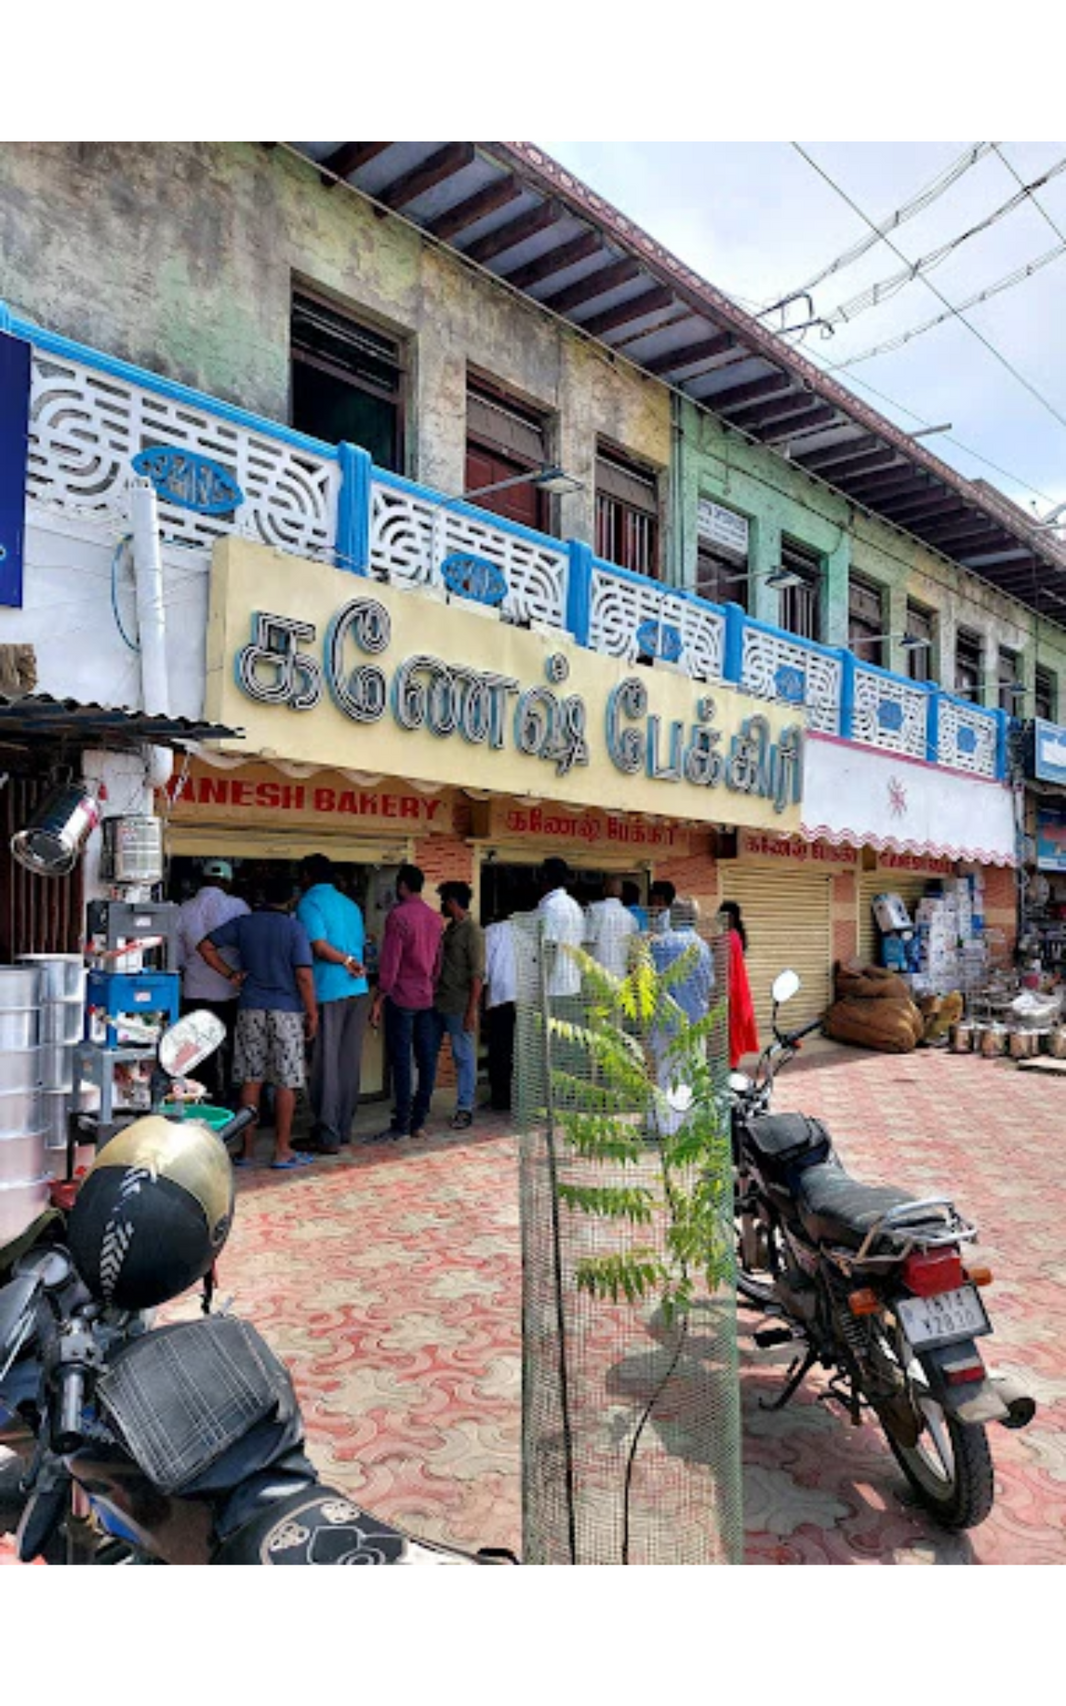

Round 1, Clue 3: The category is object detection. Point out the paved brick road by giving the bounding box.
[5,1041,1064,1564]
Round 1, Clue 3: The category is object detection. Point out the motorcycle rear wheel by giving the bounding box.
[879,1387,994,1531]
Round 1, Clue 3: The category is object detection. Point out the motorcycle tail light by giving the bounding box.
[902,1249,964,1297]
[963,1263,993,1288]
[847,1288,880,1316]
[943,1355,986,1387]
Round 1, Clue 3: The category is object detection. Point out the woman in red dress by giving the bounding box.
[720,901,758,1068]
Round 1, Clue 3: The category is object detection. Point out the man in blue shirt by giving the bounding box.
[296,854,369,1154]
[199,874,318,1169]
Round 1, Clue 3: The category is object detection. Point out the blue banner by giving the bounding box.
[1032,718,1066,787]
[1036,802,1066,873]
[0,331,31,608]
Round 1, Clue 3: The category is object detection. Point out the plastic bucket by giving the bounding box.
[165,1103,233,1134]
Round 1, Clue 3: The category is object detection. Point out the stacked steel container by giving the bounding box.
[0,965,49,1245]
[18,953,86,1174]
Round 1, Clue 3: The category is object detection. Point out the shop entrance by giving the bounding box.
[165,851,402,1098]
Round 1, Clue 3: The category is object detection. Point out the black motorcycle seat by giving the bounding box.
[212,1485,513,1565]
[796,1163,944,1250]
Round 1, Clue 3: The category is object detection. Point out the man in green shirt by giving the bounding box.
[427,880,485,1131]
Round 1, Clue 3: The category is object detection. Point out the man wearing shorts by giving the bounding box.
[199,875,318,1169]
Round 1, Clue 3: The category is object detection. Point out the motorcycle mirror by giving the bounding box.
[727,1071,753,1094]
[157,1010,226,1080]
[772,969,801,1007]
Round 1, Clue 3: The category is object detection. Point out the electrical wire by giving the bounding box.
[820,154,1066,326]
[778,142,995,301]
[792,142,1066,439]
[110,535,139,651]
[991,142,1066,245]
[827,241,1066,369]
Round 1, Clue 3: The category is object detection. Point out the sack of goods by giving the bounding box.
[823,959,925,1054]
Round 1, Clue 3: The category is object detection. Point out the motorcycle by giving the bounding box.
[0,1012,516,1566]
[730,969,1036,1531]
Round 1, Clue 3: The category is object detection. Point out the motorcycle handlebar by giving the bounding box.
[779,1016,824,1049]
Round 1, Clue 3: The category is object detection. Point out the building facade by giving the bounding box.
[2,139,1048,1029]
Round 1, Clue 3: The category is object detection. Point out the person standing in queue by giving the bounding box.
[483,913,518,1112]
[585,874,638,977]
[427,881,485,1132]
[719,899,759,1069]
[369,864,442,1142]
[175,858,249,1108]
[199,875,318,1170]
[296,854,369,1154]
[536,857,585,999]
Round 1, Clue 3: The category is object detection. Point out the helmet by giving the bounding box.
[67,1116,234,1310]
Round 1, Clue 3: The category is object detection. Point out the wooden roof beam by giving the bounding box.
[426,174,521,240]
[507,230,603,292]
[580,285,676,340]
[319,142,392,185]
[645,332,736,376]
[378,143,475,210]
[540,256,643,314]
[799,441,897,477]
[464,201,563,264]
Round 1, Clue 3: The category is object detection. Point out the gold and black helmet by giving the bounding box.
[68,1116,234,1310]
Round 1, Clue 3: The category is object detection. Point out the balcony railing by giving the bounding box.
[4,303,1009,781]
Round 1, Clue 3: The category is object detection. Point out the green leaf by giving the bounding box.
[557,1183,658,1223]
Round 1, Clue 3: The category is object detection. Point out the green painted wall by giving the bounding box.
[675,400,1066,713]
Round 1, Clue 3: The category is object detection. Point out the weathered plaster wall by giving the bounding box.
[0,142,670,549]
[676,402,1066,708]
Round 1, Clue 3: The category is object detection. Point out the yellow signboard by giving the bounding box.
[206,539,805,832]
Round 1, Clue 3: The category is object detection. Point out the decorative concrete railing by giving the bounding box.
[851,660,930,760]
[587,558,725,680]
[368,471,569,629]
[3,304,1008,779]
[739,618,843,735]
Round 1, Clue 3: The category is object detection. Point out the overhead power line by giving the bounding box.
[823,153,1066,325]
[828,240,1066,368]
[791,142,1066,440]
[991,141,1066,244]
[779,141,994,301]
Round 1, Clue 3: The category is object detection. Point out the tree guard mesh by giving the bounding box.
[514,903,743,1565]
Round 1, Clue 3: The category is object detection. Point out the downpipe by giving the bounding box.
[129,477,173,792]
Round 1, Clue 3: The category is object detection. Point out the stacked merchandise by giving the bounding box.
[77,899,181,1147]
[0,965,49,1242]
[19,953,86,1177]
[912,874,987,997]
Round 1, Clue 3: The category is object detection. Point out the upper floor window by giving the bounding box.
[1036,664,1057,722]
[905,600,936,682]
[998,646,1023,714]
[955,627,983,701]
[465,378,553,533]
[696,498,749,610]
[596,446,660,579]
[291,289,405,473]
[778,537,822,642]
[848,574,886,668]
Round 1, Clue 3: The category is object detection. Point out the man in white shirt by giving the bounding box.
[484,917,518,1111]
[536,857,586,998]
[584,875,638,978]
[176,859,249,1105]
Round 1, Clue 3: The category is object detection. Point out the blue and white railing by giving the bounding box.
[3,305,1009,780]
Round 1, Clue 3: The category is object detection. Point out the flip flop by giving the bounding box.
[270,1152,316,1170]
[233,1157,257,1169]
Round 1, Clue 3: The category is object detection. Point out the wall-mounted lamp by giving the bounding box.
[460,464,584,503]
[763,566,805,590]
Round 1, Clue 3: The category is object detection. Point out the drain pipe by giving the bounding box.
[129,476,173,791]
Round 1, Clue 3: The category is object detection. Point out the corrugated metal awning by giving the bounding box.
[0,694,242,749]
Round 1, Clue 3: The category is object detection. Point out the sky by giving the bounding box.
[539,141,1066,520]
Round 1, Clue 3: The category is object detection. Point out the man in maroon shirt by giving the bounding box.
[369,864,442,1141]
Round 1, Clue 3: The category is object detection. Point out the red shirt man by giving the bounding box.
[369,865,442,1141]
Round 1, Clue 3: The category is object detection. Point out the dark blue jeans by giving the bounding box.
[384,998,438,1133]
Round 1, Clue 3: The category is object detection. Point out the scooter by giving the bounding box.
[0,1012,517,1565]
[730,970,1036,1531]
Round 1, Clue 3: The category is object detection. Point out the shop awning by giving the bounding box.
[0,694,242,751]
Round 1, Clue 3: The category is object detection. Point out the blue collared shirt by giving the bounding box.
[296,884,368,1003]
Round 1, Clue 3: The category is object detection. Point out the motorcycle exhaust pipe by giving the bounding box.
[988,1372,1037,1431]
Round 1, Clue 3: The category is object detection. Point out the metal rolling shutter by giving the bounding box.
[724,869,832,1037]
[857,871,931,966]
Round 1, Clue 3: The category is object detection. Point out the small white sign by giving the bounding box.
[697,498,749,560]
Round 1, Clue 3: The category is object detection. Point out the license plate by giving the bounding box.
[897,1285,991,1347]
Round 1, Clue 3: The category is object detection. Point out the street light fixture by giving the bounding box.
[460,464,584,503]
[852,632,932,652]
